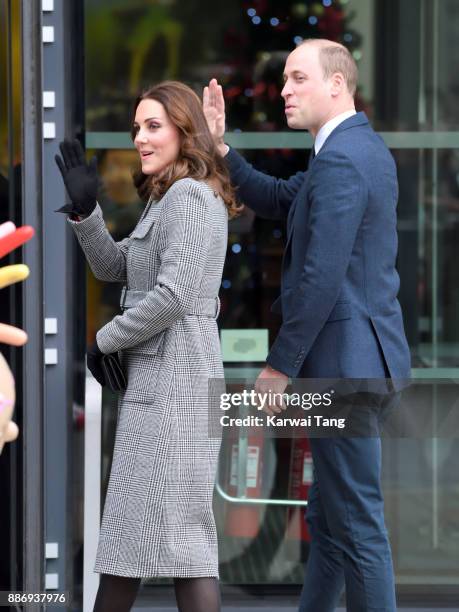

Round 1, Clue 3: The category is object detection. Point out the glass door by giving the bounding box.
[82,0,459,604]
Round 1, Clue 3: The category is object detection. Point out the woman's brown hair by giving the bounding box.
[131,81,241,218]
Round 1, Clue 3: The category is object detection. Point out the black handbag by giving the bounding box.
[100,352,127,392]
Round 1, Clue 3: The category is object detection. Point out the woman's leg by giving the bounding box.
[174,577,221,612]
[93,574,141,612]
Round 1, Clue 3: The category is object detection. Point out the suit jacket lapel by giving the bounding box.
[286,147,314,231]
[284,174,310,254]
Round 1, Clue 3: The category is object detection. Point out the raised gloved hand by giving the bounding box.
[54,139,99,217]
[86,339,105,386]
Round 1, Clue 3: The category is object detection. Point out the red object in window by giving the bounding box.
[317,6,345,41]
[224,431,264,539]
[0,226,35,259]
[285,436,312,542]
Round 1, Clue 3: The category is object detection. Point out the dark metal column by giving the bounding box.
[41,0,86,606]
[21,0,45,607]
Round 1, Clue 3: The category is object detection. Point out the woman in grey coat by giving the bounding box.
[55,82,240,612]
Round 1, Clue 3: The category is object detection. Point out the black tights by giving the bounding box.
[93,573,221,612]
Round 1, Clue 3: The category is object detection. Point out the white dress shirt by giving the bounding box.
[314,109,357,155]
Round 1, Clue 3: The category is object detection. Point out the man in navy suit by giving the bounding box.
[205,38,410,611]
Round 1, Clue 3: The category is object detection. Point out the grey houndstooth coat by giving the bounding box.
[69,178,228,578]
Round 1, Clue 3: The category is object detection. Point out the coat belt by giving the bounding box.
[120,287,220,319]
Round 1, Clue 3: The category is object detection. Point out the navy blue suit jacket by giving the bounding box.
[226,112,411,380]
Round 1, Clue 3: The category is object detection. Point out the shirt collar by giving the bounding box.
[314,110,357,155]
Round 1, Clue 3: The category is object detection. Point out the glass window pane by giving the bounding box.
[84,0,459,599]
[395,148,459,369]
[86,0,459,133]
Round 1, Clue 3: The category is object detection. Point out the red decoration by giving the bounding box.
[317,6,345,40]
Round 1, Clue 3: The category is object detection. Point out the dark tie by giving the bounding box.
[308,146,316,169]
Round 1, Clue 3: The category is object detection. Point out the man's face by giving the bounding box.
[281,44,333,134]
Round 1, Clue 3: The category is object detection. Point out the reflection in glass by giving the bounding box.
[394,148,459,368]
[84,150,143,499]
[85,0,459,133]
[86,0,430,132]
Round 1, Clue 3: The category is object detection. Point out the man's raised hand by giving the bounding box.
[203,79,228,156]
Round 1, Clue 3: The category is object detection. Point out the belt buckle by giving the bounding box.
[120,286,127,309]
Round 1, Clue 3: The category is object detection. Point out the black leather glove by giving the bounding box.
[54,139,99,217]
[86,339,105,386]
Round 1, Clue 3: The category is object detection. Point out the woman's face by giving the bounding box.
[133,99,181,175]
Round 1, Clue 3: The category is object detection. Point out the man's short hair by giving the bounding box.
[301,40,358,96]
